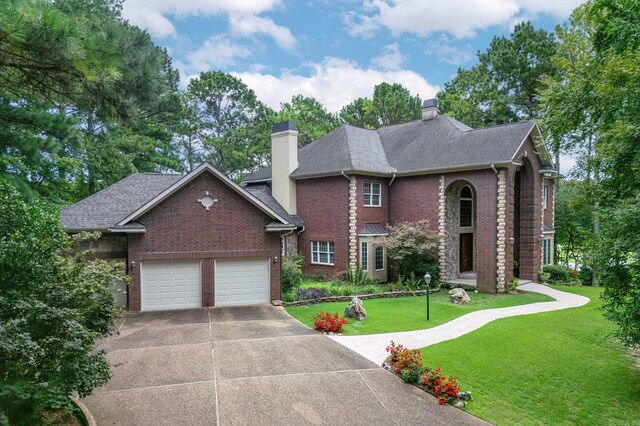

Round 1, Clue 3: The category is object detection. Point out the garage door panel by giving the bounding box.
[215,259,269,306]
[141,261,201,311]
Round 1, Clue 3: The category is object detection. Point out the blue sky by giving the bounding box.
[122,0,585,114]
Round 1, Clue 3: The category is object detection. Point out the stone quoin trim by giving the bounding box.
[496,169,507,292]
[438,175,447,280]
[348,176,357,269]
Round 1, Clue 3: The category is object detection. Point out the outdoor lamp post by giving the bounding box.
[424,272,431,321]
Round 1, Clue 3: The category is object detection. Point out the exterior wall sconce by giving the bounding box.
[273,256,279,263]
[130,260,137,270]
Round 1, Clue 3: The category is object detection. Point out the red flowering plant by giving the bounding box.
[423,368,461,405]
[385,341,425,383]
[312,311,348,333]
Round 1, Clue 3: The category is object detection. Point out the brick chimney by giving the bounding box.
[422,99,438,120]
[271,120,298,215]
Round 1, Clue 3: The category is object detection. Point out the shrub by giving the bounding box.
[579,267,593,286]
[336,267,376,286]
[312,311,348,333]
[282,253,304,293]
[381,220,439,281]
[423,368,461,405]
[385,341,424,374]
[282,290,297,303]
[0,182,124,423]
[400,365,424,384]
[509,277,519,291]
[296,287,327,300]
[543,264,578,283]
[312,269,325,281]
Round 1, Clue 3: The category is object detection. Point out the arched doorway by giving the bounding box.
[444,181,476,280]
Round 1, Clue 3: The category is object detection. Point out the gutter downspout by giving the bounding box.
[341,171,350,180]
[388,172,396,186]
[491,163,498,174]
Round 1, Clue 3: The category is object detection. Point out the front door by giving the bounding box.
[459,233,473,273]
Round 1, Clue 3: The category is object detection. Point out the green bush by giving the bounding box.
[579,267,593,286]
[543,265,579,283]
[509,277,519,291]
[282,253,304,293]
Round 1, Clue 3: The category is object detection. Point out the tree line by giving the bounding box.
[0,0,638,422]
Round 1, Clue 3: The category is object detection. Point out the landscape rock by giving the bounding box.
[449,288,471,304]
[344,296,367,321]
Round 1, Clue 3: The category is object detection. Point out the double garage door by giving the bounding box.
[141,258,269,311]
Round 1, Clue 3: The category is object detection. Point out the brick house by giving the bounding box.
[60,99,557,311]
[242,100,558,293]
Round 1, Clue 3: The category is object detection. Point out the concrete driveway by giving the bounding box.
[83,306,488,425]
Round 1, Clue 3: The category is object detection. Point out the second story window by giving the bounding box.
[543,186,549,209]
[364,182,381,207]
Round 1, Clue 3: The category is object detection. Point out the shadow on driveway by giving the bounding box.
[83,306,488,425]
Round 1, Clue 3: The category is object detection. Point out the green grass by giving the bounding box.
[420,286,640,425]
[285,291,553,335]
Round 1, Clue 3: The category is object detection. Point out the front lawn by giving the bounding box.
[285,291,553,335]
[421,286,640,425]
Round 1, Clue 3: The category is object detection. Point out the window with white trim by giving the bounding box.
[364,182,381,207]
[360,242,368,271]
[311,241,334,265]
[543,239,552,265]
[543,186,549,209]
[375,246,384,270]
[460,185,473,228]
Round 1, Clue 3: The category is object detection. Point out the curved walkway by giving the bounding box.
[329,283,590,365]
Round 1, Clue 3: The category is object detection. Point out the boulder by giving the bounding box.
[344,296,367,321]
[449,288,471,304]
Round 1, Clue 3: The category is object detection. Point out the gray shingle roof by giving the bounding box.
[242,114,542,183]
[378,116,535,174]
[59,173,182,231]
[244,184,304,227]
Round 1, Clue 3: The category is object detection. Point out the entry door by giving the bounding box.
[459,233,474,272]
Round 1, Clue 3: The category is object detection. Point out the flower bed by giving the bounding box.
[383,341,472,407]
[282,289,434,306]
[312,311,348,333]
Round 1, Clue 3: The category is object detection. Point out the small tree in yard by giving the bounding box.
[0,181,126,424]
[381,220,440,285]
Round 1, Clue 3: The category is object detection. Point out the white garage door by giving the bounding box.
[215,258,270,306]
[141,261,201,311]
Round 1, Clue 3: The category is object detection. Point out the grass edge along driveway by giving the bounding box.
[421,286,640,425]
[285,291,553,335]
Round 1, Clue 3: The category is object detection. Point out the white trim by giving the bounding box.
[311,240,335,266]
[360,241,369,271]
[511,123,554,168]
[116,163,290,227]
[363,181,382,207]
[374,246,385,271]
[107,227,146,234]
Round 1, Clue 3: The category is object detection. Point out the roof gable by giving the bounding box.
[116,163,292,227]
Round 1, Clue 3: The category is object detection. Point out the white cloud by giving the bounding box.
[371,43,406,70]
[348,0,586,39]
[425,36,474,65]
[181,35,252,73]
[122,0,282,38]
[232,57,438,112]
[229,14,296,49]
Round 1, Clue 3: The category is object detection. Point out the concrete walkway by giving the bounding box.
[329,283,590,365]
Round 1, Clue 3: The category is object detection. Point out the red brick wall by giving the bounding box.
[389,175,440,231]
[389,171,498,292]
[296,176,350,279]
[127,171,281,311]
[507,136,543,282]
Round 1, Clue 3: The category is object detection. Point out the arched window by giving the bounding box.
[460,185,473,227]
